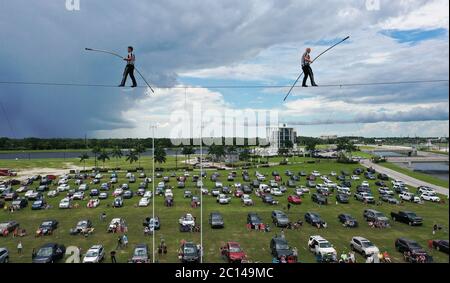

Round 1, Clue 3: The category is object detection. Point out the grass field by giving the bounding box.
[379,162,449,189]
[0,159,449,263]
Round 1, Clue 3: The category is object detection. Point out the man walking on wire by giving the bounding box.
[301,48,318,87]
[119,46,137,88]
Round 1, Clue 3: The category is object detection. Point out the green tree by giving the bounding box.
[135,143,147,168]
[208,144,225,162]
[111,146,123,168]
[154,146,167,165]
[239,148,251,162]
[91,146,102,168]
[79,153,89,171]
[305,140,317,157]
[97,149,110,169]
[182,146,195,167]
[125,150,139,168]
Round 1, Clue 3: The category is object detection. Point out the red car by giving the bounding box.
[222,242,246,263]
[234,189,244,198]
[288,195,302,204]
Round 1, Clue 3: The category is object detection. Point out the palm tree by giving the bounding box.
[239,148,251,163]
[226,146,238,167]
[111,146,123,168]
[91,146,102,168]
[79,153,89,171]
[135,143,146,168]
[125,150,139,168]
[97,149,110,169]
[208,144,225,162]
[154,146,167,165]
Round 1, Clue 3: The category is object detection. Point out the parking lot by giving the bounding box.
[0,159,449,263]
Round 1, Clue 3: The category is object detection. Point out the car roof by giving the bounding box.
[353,236,368,241]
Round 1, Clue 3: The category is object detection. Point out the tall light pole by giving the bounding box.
[150,124,157,263]
[200,122,204,263]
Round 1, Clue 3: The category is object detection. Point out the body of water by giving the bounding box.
[395,162,449,182]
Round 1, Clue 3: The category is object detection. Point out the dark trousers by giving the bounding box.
[302,65,316,86]
[120,65,137,87]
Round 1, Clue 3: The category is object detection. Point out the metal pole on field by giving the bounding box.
[150,124,157,263]
[200,123,204,263]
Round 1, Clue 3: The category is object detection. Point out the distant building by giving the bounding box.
[266,124,297,154]
[320,135,338,140]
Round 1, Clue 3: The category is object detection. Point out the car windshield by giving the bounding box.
[86,250,98,257]
[319,242,332,248]
[361,241,374,248]
[184,247,196,255]
[134,248,147,256]
[212,215,222,220]
[229,246,242,253]
[276,243,289,250]
[37,247,53,257]
[375,212,384,217]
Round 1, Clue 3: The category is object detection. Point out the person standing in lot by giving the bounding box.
[17,241,23,254]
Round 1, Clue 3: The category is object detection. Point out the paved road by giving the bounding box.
[360,159,449,197]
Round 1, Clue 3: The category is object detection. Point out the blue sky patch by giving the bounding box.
[380,28,447,44]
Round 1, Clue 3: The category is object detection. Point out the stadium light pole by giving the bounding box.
[150,124,157,263]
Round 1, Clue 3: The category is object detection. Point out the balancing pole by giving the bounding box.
[85,48,155,93]
[283,36,350,101]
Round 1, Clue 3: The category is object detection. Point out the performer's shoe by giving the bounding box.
[131,85,137,88]
[312,84,318,87]
[118,84,125,87]
[302,85,308,87]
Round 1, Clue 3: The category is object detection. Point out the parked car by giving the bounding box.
[0,221,19,236]
[304,212,326,227]
[363,209,389,224]
[336,194,349,204]
[82,245,105,263]
[354,192,375,204]
[179,242,200,263]
[130,244,150,263]
[350,237,379,257]
[113,197,124,208]
[311,193,327,205]
[338,214,358,227]
[308,236,337,261]
[222,242,246,263]
[288,195,302,204]
[32,243,66,263]
[138,197,150,207]
[31,199,47,210]
[59,197,71,209]
[270,236,294,259]
[11,198,28,209]
[99,192,108,200]
[395,238,432,262]
[391,211,423,226]
[247,213,262,228]
[38,220,58,235]
[420,191,441,202]
[271,210,289,227]
[217,194,231,205]
[399,192,421,203]
[432,240,449,254]
[241,194,253,206]
[377,173,389,181]
[380,194,400,204]
[209,212,224,228]
[0,248,9,263]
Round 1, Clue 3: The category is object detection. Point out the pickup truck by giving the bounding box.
[391,211,423,226]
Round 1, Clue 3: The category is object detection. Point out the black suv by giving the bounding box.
[247,213,263,228]
[311,193,327,205]
[271,210,289,227]
[270,237,293,258]
[32,243,66,263]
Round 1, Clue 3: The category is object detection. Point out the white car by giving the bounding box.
[24,190,35,198]
[337,186,351,195]
[108,218,126,232]
[295,186,310,196]
[399,192,421,203]
[241,194,253,206]
[126,172,133,178]
[59,197,71,209]
[72,191,85,200]
[217,194,231,204]
[259,184,270,193]
[350,237,379,257]
[179,214,195,226]
[392,180,405,187]
[330,171,337,176]
[378,187,394,195]
[201,188,209,195]
[58,178,68,185]
[311,171,321,177]
[197,180,203,188]
[351,175,360,180]
[57,184,70,192]
[418,187,436,195]
[87,198,100,208]
[421,192,440,202]
[139,197,150,207]
[164,189,173,198]
[324,180,337,188]
[113,188,123,197]
[308,236,337,258]
[95,173,103,179]
[47,190,59,198]
[78,184,88,191]
[270,187,283,196]
[215,182,223,188]
[83,245,105,263]
[361,181,370,187]
[143,191,153,198]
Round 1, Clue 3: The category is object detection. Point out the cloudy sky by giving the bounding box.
[0,0,448,139]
